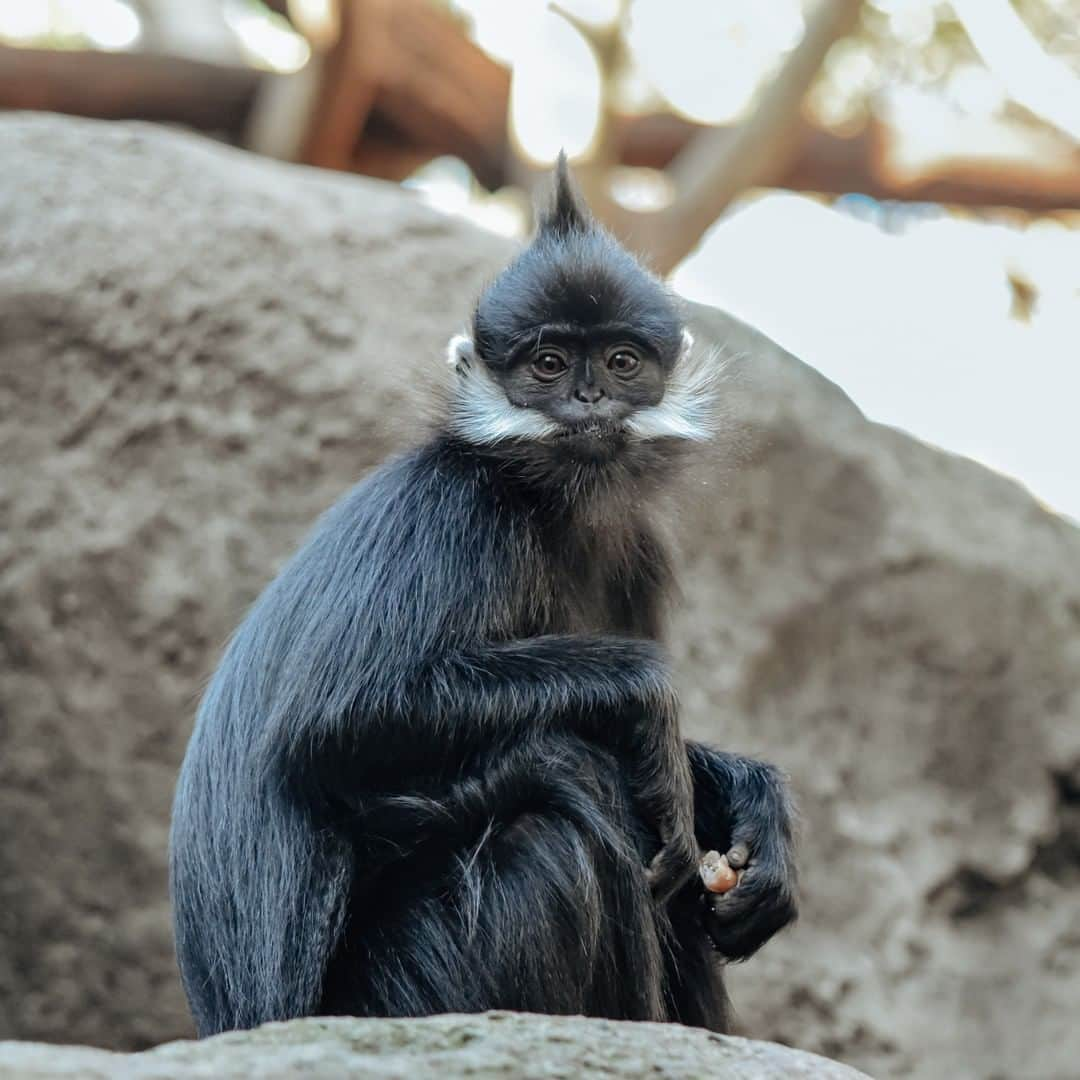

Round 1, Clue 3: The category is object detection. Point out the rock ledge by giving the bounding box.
[0,1012,870,1079]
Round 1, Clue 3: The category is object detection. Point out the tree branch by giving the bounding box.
[632,0,865,273]
[0,45,258,136]
[950,0,1080,145]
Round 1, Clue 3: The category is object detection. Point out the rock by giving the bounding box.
[0,1012,871,1079]
[0,114,1078,1079]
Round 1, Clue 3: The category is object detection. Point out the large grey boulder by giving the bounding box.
[0,1013,870,1079]
[1,114,1077,1079]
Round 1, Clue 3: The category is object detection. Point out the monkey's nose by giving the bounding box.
[574,384,605,404]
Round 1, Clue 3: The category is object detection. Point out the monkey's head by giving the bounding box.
[446,155,715,464]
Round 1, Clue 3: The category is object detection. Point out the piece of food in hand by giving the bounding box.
[700,850,739,894]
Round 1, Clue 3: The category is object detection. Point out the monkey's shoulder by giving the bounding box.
[259,442,515,625]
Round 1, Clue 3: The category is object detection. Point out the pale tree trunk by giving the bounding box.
[131,0,241,64]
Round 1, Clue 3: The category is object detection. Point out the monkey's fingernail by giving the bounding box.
[700,852,737,894]
[726,842,750,871]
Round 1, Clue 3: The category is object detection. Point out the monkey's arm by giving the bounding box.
[686,742,798,959]
[419,636,675,734]
[434,636,698,898]
[280,635,696,900]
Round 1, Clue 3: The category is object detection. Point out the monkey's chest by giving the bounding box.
[522,562,635,637]
[553,577,610,634]
[507,522,650,638]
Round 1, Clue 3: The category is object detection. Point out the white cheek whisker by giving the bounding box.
[444,334,560,445]
[624,334,732,443]
[444,330,732,447]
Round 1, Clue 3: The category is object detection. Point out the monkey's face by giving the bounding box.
[450,234,697,458]
[495,330,667,440]
[445,157,716,461]
[446,324,712,462]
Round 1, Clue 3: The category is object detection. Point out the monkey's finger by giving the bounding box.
[726,842,751,871]
[704,862,793,929]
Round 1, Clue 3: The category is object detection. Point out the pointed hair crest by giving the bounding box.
[536,151,591,237]
[470,153,684,374]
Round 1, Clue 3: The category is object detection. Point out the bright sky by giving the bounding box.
[672,193,1080,523]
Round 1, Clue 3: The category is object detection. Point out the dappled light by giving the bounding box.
[627,0,806,124]
[223,0,309,72]
[0,0,142,50]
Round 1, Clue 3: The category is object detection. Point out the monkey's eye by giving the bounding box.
[531,350,568,382]
[606,346,642,377]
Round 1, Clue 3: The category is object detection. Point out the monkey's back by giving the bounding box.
[170,441,550,1032]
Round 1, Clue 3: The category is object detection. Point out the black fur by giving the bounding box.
[473,154,684,371]
[170,159,796,1038]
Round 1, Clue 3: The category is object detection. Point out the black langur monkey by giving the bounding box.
[170,156,796,1038]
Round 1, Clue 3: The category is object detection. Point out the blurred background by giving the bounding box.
[2,4,1080,1075]
[3,5,1080,1078]
[2,0,1077,517]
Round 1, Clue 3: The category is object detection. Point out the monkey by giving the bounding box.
[169,155,796,1038]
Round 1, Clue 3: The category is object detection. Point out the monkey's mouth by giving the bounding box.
[549,421,628,460]
[553,420,625,442]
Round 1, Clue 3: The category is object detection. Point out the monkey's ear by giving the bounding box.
[538,150,590,236]
[446,333,475,373]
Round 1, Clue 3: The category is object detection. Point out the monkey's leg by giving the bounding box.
[320,737,671,1022]
[662,881,732,1032]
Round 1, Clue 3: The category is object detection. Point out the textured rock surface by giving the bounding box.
[1,114,1078,1079]
[0,1013,870,1079]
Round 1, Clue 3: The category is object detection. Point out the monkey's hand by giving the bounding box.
[692,752,798,960]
